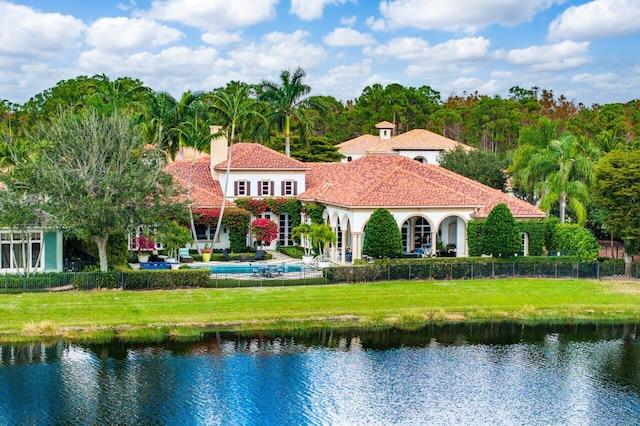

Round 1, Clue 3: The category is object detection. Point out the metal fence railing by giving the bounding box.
[324,261,639,284]
[2,261,638,294]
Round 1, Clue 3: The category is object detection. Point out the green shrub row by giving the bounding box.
[122,269,210,290]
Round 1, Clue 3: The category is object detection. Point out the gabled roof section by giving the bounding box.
[336,134,392,153]
[213,143,308,170]
[299,154,545,218]
[337,128,472,155]
[164,157,230,209]
[375,121,395,129]
[390,129,474,152]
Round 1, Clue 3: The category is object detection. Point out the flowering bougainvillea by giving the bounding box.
[193,207,251,252]
[250,218,279,246]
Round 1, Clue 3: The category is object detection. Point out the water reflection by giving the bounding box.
[1,322,639,425]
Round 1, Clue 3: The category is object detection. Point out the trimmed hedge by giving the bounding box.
[467,218,550,257]
[122,269,210,290]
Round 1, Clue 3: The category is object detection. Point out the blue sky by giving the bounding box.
[1,0,639,106]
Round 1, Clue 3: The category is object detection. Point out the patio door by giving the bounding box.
[258,212,278,250]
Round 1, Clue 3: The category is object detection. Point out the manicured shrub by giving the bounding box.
[552,224,600,262]
[122,269,210,290]
[517,220,546,256]
[363,208,403,259]
[481,203,521,257]
[467,220,485,257]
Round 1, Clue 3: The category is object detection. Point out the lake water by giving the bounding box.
[1,323,639,425]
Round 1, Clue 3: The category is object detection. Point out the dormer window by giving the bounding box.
[234,180,250,196]
[259,180,274,196]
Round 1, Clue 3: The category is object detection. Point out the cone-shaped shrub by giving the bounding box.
[481,203,521,257]
[363,208,404,259]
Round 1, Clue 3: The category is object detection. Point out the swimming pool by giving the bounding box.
[198,264,313,275]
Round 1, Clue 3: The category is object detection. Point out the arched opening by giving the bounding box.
[401,216,433,255]
[414,156,427,164]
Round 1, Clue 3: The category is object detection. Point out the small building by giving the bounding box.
[337,121,473,164]
[0,227,63,273]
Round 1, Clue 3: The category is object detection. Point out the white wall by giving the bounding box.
[397,150,443,165]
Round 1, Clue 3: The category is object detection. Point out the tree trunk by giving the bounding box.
[623,239,633,277]
[92,235,109,272]
[559,192,566,224]
[284,113,290,157]
[213,123,235,248]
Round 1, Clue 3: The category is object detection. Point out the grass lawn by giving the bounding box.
[2,278,640,342]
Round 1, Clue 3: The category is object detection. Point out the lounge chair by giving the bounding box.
[178,248,193,263]
[221,249,231,261]
[248,250,265,261]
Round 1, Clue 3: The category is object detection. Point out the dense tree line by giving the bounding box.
[2,71,640,269]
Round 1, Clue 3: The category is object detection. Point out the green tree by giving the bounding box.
[2,109,185,271]
[260,67,322,157]
[362,208,403,259]
[481,204,521,257]
[438,146,508,191]
[594,149,640,275]
[552,223,599,262]
[511,131,595,225]
[308,223,336,260]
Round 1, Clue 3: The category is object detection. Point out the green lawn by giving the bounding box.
[2,278,640,342]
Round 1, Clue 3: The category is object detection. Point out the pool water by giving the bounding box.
[199,264,312,274]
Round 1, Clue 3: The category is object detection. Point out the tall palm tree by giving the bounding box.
[207,84,265,245]
[530,134,596,225]
[172,95,213,252]
[83,74,151,116]
[509,117,561,204]
[259,67,322,157]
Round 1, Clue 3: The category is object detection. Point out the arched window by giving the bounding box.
[414,156,427,164]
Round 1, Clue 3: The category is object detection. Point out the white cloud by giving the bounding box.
[313,60,374,100]
[571,72,618,84]
[290,0,348,20]
[86,17,183,53]
[323,28,376,46]
[228,30,327,76]
[201,31,243,46]
[366,16,386,31]
[549,0,640,41]
[0,2,86,57]
[379,0,561,33]
[141,0,278,32]
[505,40,592,70]
[366,36,496,62]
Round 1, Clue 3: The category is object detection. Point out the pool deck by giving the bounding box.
[190,251,326,281]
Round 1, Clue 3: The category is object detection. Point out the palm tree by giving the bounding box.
[531,134,596,225]
[207,84,265,246]
[259,67,322,157]
[83,74,151,116]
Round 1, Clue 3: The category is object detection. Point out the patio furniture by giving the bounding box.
[221,249,231,261]
[178,248,193,263]
[248,250,265,261]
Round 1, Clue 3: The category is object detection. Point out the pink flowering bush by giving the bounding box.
[250,218,279,247]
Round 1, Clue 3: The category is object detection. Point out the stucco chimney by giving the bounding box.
[210,125,227,180]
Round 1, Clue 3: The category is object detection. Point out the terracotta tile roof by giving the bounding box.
[375,121,395,129]
[390,129,474,152]
[213,143,308,170]
[299,154,545,218]
[337,129,472,154]
[164,157,231,209]
[336,134,393,153]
